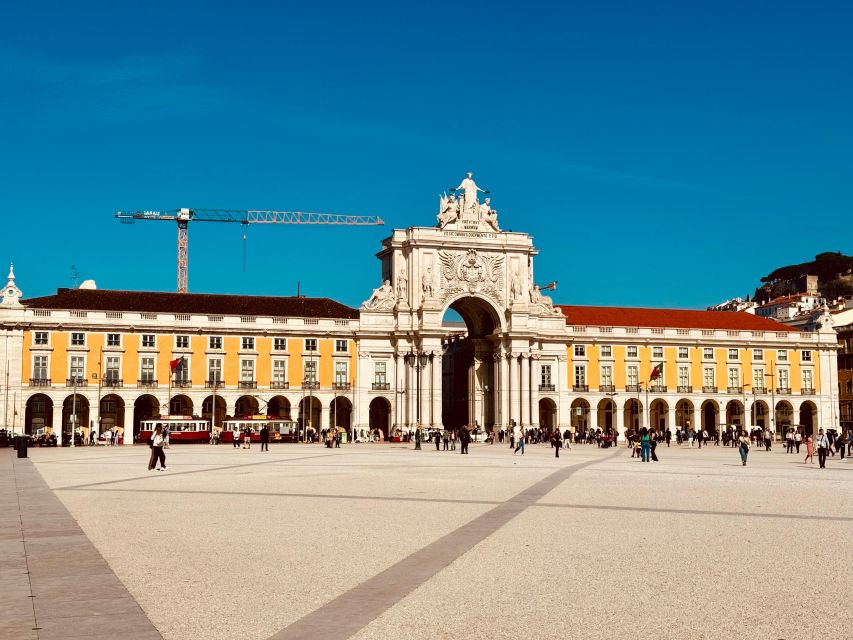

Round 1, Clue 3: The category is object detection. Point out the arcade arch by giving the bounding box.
[133,395,160,442]
[539,398,557,431]
[798,401,816,436]
[24,394,52,435]
[368,396,391,440]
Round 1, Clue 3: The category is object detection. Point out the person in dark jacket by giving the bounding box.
[459,426,471,454]
[259,425,269,452]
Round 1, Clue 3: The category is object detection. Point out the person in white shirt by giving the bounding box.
[763,428,773,452]
[148,426,167,471]
[815,429,830,469]
[794,429,802,453]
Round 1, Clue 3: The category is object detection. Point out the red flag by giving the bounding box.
[170,357,184,371]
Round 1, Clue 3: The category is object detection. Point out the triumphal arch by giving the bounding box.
[355,173,568,436]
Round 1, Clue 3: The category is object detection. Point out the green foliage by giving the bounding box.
[761,252,853,283]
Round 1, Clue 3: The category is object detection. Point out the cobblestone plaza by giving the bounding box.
[4,441,850,640]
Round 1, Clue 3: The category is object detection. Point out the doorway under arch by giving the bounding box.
[235,395,259,417]
[62,395,89,436]
[751,400,769,430]
[170,394,193,416]
[596,398,615,432]
[776,401,793,435]
[675,399,694,430]
[441,295,502,432]
[798,401,816,436]
[725,400,744,429]
[539,398,557,431]
[649,399,668,432]
[202,395,227,429]
[24,394,53,435]
[624,398,641,431]
[330,396,352,433]
[268,396,292,420]
[133,395,160,442]
[299,396,322,438]
[700,400,719,434]
[99,394,125,434]
[368,396,391,440]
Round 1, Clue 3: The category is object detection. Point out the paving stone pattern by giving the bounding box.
[0,449,162,640]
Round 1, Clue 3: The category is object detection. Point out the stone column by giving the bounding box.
[668,404,677,437]
[471,357,481,429]
[508,353,519,426]
[520,354,531,426]
[500,352,510,429]
[430,352,442,426]
[614,399,624,442]
[321,403,330,432]
[122,404,134,445]
[52,403,63,439]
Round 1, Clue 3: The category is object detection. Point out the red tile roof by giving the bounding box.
[23,289,359,319]
[557,305,797,332]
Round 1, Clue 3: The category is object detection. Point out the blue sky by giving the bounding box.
[1,1,851,310]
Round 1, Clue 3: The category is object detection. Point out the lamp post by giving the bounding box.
[70,374,78,448]
[765,365,776,437]
[605,391,617,441]
[405,351,428,449]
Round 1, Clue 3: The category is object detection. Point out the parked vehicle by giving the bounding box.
[34,428,58,447]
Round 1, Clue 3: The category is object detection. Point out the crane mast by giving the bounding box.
[116,207,383,293]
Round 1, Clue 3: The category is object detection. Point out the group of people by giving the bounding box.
[421,427,471,453]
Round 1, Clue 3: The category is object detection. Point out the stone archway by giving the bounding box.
[776,401,794,435]
[368,396,391,440]
[62,395,89,437]
[726,400,744,429]
[596,398,615,432]
[539,398,557,431]
[649,399,668,432]
[330,396,352,433]
[440,295,502,432]
[299,396,322,439]
[675,399,694,430]
[235,395,259,417]
[99,394,125,434]
[751,400,769,430]
[170,394,193,416]
[624,398,642,431]
[701,400,719,434]
[133,395,160,442]
[268,395,292,420]
[24,394,53,435]
[570,398,590,431]
[798,401,817,436]
[202,395,227,429]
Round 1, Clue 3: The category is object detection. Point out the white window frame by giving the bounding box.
[374,361,387,385]
[208,336,223,350]
[753,348,763,361]
[600,345,612,358]
[305,338,318,352]
[105,355,121,381]
[140,356,156,382]
[241,336,255,351]
[627,365,639,386]
[777,349,788,362]
[702,347,714,360]
[106,333,121,348]
[240,358,255,382]
[33,331,49,346]
[272,359,287,384]
[273,338,287,351]
[778,368,790,389]
[541,364,553,386]
[69,355,85,381]
[141,334,156,349]
[600,365,612,386]
[335,339,348,353]
[334,361,348,384]
[175,335,190,349]
[573,365,586,387]
[677,347,689,360]
[173,356,190,383]
[626,345,638,359]
[703,367,715,387]
[801,369,813,390]
[207,357,222,383]
[727,367,740,388]
[728,348,739,361]
[304,359,318,383]
[677,366,689,388]
[574,345,586,358]
[652,346,664,359]
[70,332,85,347]
[33,355,49,379]
[801,350,812,362]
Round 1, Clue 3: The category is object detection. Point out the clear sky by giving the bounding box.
[1,1,851,310]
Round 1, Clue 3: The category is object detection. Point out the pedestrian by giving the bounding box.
[243,428,251,449]
[232,428,239,448]
[794,429,802,453]
[434,430,441,451]
[514,428,525,455]
[459,426,470,454]
[450,429,457,451]
[836,431,847,460]
[665,428,672,447]
[552,429,562,458]
[260,425,269,452]
[148,425,167,471]
[650,430,659,462]
[640,427,651,462]
[815,429,830,468]
[804,434,815,464]
[738,430,750,466]
[763,427,772,452]
[443,430,449,451]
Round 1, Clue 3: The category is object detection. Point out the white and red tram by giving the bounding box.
[222,415,299,443]
[139,416,211,444]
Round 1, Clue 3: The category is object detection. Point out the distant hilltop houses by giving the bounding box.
[710,252,853,436]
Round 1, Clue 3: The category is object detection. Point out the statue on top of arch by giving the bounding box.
[437,172,501,232]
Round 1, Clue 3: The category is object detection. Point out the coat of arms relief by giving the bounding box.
[438,249,504,306]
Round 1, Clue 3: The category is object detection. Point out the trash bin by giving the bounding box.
[16,436,28,458]
[12,436,18,451]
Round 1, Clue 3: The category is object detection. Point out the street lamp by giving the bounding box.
[405,351,429,449]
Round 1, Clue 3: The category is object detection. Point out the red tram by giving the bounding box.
[222,416,299,443]
[139,417,211,444]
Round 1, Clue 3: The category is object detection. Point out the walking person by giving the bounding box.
[514,428,525,455]
[434,430,441,451]
[785,429,794,454]
[794,429,802,453]
[260,425,269,452]
[763,427,773,452]
[232,429,240,448]
[552,429,562,458]
[640,427,651,462]
[243,428,251,449]
[147,425,167,471]
[738,430,750,466]
[650,430,659,462]
[443,430,449,451]
[804,434,815,464]
[815,429,830,469]
[459,426,470,454]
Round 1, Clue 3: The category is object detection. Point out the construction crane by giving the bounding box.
[116,208,384,293]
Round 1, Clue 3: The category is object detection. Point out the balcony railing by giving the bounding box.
[702,386,717,393]
[625,384,640,392]
[29,378,51,387]
[801,387,815,395]
[727,386,742,394]
[270,381,290,390]
[372,382,390,391]
[66,378,88,387]
[205,380,224,389]
[103,378,123,388]
[752,386,766,394]
[333,382,352,391]
[650,385,667,393]
[302,380,320,390]
[677,385,692,393]
[138,379,158,388]
[599,385,615,393]
[173,380,192,388]
[239,381,258,389]
[539,384,556,392]
[572,385,589,392]
[776,387,792,395]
